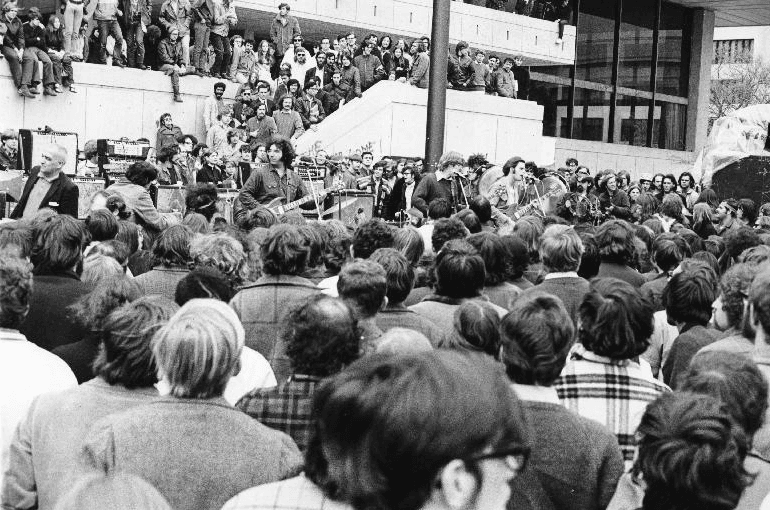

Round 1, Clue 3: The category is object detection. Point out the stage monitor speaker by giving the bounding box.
[712,156,770,208]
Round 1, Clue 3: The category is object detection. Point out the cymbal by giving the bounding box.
[321,197,359,216]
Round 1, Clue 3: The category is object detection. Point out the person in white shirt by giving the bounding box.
[203,81,227,133]
[0,256,77,489]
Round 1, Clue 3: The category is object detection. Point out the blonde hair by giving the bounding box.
[53,473,171,510]
[540,224,583,273]
[152,299,244,398]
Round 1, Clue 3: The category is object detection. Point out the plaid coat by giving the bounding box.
[553,344,670,468]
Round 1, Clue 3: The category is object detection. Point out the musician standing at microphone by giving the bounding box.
[238,136,324,213]
[411,151,465,215]
[485,156,536,214]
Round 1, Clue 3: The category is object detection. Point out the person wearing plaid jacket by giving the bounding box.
[237,295,360,453]
[554,278,670,469]
[224,350,531,510]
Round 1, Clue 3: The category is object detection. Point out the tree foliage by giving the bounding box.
[710,48,770,124]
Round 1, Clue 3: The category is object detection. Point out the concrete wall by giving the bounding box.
[554,138,697,181]
[296,80,556,166]
[235,0,576,66]
[714,26,770,63]
[687,8,715,153]
[1,62,237,148]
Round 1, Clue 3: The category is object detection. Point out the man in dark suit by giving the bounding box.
[303,51,334,89]
[11,144,79,219]
[255,81,276,117]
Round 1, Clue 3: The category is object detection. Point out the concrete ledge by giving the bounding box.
[1,62,238,145]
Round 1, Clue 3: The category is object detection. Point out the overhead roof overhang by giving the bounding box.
[669,0,770,27]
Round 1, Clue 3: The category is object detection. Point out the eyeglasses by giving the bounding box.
[464,446,530,473]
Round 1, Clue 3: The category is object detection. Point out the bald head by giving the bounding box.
[39,144,67,178]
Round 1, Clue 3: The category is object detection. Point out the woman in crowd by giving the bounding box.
[45,15,76,93]
[554,278,669,468]
[81,299,303,510]
[255,40,274,86]
[692,202,718,238]
[616,170,631,192]
[598,172,631,221]
[651,173,665,195]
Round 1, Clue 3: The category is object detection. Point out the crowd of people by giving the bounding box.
[1,0,556,106]
[1,131,770,510]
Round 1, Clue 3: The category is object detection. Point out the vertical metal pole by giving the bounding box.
[424,0,451,172]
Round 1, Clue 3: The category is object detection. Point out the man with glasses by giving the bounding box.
[233,86,255,123]
[270,2,300,63]
[280,33,304,66]
[223,350,530,510]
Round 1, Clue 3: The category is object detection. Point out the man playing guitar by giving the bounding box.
[239,136,326,216]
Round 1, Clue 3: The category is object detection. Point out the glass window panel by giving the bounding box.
[616,94,651,146]
[618,0,655,91]
[652,101,687,150]
[575,0,615,86]
[572,87,611,142]
[656,1,691,97]
[529,80,571,138]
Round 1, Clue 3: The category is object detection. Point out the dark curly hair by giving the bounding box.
[283,294,359,377]
[125,161,158,187]
[261,224,309,276]
[185,183,219,221]
[500,291,575,386]
[577,233,600,280]
[431,217,468,253]
[725,226,761,260]
[595,220,636,266]
[579,277,653,360]
[86,209,119,242]
[466,232,509,286]
[352,219,394,259]
[30,215,91,274]
[434,240,485,299]
[500,235,529,281]
[321,220,352,275]
[0,257,34,329]
[635,392,751,510]
[369,248,415,304]
[662,260,717,326]
[268,135,296,168]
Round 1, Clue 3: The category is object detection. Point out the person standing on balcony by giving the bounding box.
[191,0,213,76]
[60,0,86,57]
[122,0,150,69]
[495,58,516,98]
[339,51,361,99]
[512,55,529,100]
[93,0,126,67]
[408,40,429,89]
[353,41,385,92]
[468,50,490,94]
[304,50,332,88]
[160,0,192,70]
[269,2,300,64]
[450,40,471,90]
[231,38,256,84]
[208,0,235,79]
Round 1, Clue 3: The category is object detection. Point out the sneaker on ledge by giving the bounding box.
[69,85,78,93]
[114,61,126,68]
[174,94,183,103]
[556,37,562,44]
[28,85,40,94]
[54,84,64,93]
[43,86,58,96]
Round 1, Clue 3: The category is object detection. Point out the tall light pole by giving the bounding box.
[424,0,451,171]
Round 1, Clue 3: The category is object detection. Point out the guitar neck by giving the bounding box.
[268,185,337,216]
